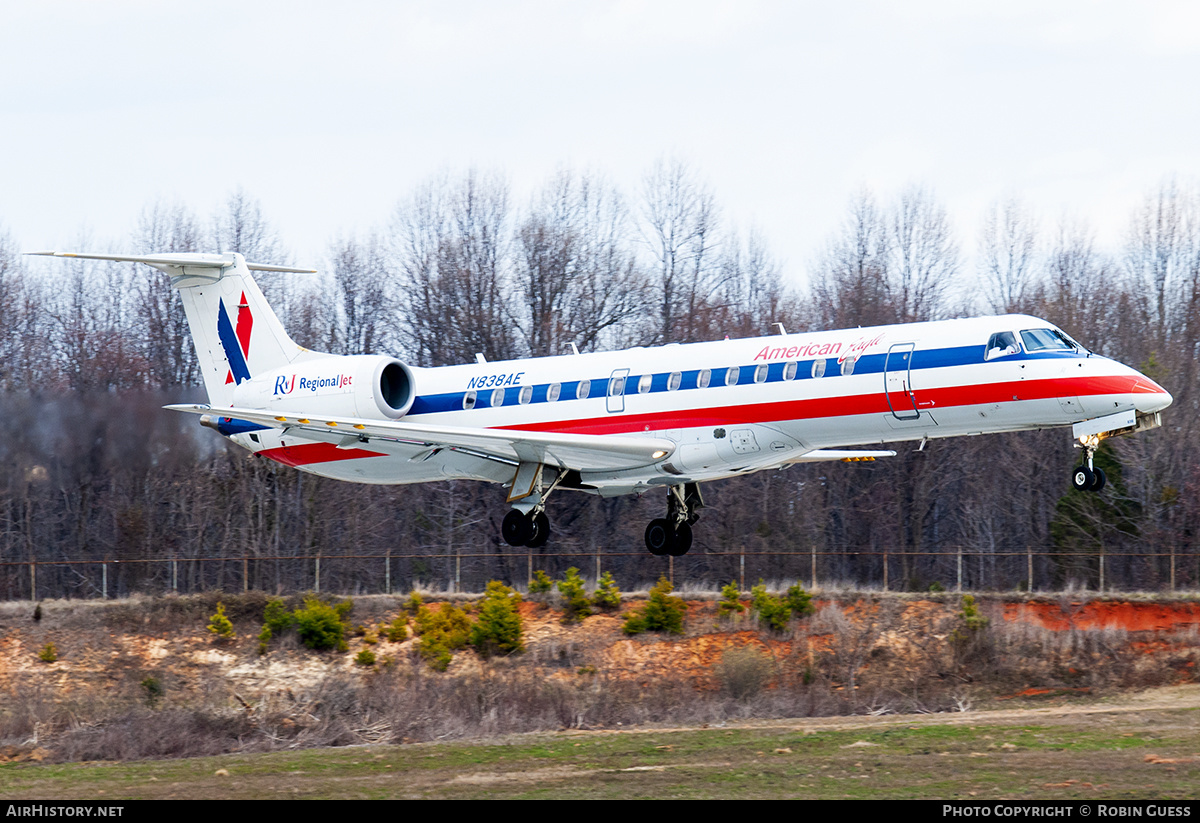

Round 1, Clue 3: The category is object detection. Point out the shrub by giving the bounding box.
[355,648,377,667]
[558,567,593,624]
[717,581,746,618]
[784,583,815,618]
[38,642,58,663]
[402,590,424,616]
[141,676,164,708]
[470,581,525,658]
[751,582,791,633]
[715,646,774,699]
[293,596,352,652]
[414,603,473,671]
[622,576,686,635]
[385,615,408,642]
[263,597,294,635]
[206,602,235,641]
[528,570,553,595]
[256,625,272,656]
[592,571,622,611]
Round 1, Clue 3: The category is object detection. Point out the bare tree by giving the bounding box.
[639,158,722,343]
[978,197,1038,314]
[885,185,957,323]
[391,170,516,366]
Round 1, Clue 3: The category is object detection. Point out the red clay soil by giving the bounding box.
[1003,600,1200,632]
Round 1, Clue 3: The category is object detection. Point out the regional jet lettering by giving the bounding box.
[30,251,1173,556]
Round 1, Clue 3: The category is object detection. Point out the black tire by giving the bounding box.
[1072,465,1094,492]
[645,519,673,556]
[526,512,551,548]
[669,523,693,556]
[1089,467,1107,492]
[502,509,533,546]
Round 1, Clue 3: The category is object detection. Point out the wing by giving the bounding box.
[791,448,897,463]
[167,404,676,471]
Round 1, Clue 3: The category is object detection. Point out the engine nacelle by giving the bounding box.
[232,355,416,420]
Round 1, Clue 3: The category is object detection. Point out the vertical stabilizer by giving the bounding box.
[26,251,319,406]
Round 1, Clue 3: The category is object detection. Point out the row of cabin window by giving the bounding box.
[459,357,859,411]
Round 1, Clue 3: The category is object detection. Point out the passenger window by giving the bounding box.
[638,373,652,394]
[576,379,591,400]
[725,366,740,386]
[698,369,711,389]
[754,364,768,384]
[519,385,532,405]
[667,372,681,391]
[783,361,798,381]
[985,331,1021,361]
[609,376,625,397]
[547,383,561,402]
[463,390,477,410]
[811,359,826,378]
[491,387,505,407]
[840,356,856,376]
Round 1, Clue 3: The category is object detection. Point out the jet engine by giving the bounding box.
[231,354,416,421]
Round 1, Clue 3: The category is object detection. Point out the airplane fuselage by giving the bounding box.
[225,313,1171,497]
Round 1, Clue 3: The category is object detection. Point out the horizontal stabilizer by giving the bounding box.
[26,251,316,274]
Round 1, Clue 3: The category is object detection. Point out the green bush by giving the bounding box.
[622,576,686,635]
[263,597,295,635]
[207,602,235,641]
[751,582,791,632]
[38,642,58,663]
[385,614,408,642]
[293,596,352,652]
[355,648,377,667]
[414,603,473,671]
[784,583,815,618]
[592,571,622,611]
[256,624,272,656]
[528,570,553,595]
[558,567,593,624]
[470,581,525,658]
[717,581,746,618]
[402,590,424,616]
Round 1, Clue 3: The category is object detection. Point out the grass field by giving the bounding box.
[4,693,1197,800]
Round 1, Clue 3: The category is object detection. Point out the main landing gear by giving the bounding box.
[645,483,704,557]
[1072,439,1107,492]
[501,464,564,548]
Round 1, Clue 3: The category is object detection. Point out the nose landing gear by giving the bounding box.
[645,483,704,556]
[1072,438,1107,492]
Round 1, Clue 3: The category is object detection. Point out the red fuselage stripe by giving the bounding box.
[496,374,1157,437]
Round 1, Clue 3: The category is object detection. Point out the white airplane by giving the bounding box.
[31,251,1174,556]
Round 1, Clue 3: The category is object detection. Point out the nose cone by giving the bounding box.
[1136,376,1173,414]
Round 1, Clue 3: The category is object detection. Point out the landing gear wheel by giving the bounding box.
[1072,465,1094,492]
[668,523,693,556]
[1089,467,1107,492]
[526,512,551,548]
[645,519,673,556]
[502,510,533,546]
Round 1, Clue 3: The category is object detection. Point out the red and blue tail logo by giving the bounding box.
[217,292,253,385]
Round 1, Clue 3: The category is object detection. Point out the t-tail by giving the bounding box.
[27,251,319,407]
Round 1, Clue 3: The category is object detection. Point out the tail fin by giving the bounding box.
[27,251,317,406]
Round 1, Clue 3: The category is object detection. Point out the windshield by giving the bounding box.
[1020,328,1076,352]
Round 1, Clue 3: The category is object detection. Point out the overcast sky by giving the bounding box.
[3,1,1198,289]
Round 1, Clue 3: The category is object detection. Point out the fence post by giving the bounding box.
[739,551,745,592]
[386,550,391,595]
[243,557,249,593]
[315,555,320,594]
[810,544,816,592]
[956,546,962,592]
[29,560,35,602]
[1027,545,1033,593]
[102,563,107,599]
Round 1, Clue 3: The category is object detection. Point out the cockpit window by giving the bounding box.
[985,331,1021,361]
[1020,328,1076,353]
